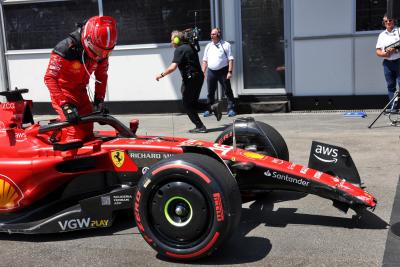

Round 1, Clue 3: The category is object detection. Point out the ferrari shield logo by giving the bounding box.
[111,151,125,168]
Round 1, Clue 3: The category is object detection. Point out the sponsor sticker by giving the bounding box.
[128,151,174,167]
[213,193,225,222]
[0,174,23,210]
[0,121,6,137]
[313,171,323,179]
[113,194,133,206]
[111,150,125,168]
[243,151,265,160]
[0,102,15,110]
[264,170,310,187]
[58,218,109,231]
[313,144,338,164]
[101,196,111,206]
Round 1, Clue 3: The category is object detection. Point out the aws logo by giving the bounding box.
[313,144,338,164]
[111,150,125,168]
[0,174,23,210]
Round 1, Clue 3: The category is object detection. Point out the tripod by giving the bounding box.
[368,89,399,128]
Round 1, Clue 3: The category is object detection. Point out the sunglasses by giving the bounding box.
[384,19,393,23]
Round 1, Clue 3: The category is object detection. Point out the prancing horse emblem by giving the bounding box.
[111,151,125,168]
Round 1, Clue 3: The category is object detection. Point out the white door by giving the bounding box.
[238,0,291,95]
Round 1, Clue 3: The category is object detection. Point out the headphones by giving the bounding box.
[212,27,221,38]
[173,36,181,45]
[216,28,221,37]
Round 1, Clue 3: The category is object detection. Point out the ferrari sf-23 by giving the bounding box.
[0,89,376,260]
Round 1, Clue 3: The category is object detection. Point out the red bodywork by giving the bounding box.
[0,98,377,214]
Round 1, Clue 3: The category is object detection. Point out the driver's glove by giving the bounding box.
[61,103,80,124]
[94,98,109,114]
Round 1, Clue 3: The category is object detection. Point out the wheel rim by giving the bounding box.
[164,196,193,227]
[150,181,210,245]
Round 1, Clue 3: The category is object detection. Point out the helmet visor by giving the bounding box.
[84,37,113,59]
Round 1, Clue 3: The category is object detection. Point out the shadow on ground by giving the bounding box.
[0,192,388,265]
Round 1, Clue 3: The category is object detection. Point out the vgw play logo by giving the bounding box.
[313,144,338,163]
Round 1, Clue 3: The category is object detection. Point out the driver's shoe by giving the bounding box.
[211,102,222,121]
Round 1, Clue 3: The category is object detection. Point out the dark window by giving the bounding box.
[3,1,99,50]
[356,0,387,31]
[102,0,211,45]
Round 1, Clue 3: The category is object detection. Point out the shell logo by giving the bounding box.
[0,174,23,210]
[243,151,265,160]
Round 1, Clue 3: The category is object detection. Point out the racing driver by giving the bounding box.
[44,16,117,141]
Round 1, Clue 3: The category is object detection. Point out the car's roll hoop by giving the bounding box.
[38,112,136,138]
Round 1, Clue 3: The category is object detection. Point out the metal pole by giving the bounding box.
[98,0,103,16]
[0,2,9,95]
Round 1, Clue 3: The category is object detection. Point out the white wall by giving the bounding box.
[293,0,353,37]
[354,34,387,95]
[293,38,353,96]
[292,0,385,97]
[6,44,209,102]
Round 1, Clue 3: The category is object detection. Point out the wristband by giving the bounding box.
[161,72,165,77]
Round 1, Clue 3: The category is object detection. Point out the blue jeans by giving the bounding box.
[383,59,400,108]
[206,66,235,111]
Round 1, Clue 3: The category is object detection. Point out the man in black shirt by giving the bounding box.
[156,30,222,133]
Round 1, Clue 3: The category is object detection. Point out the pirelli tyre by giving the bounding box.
[134,153,241,260]
[215,120,289,161]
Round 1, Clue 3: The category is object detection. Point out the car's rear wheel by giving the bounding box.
[215,120,289,161]
[134,153,241,260]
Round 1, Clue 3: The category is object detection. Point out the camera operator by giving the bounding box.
[376,14,400,113]
[156,30,222,133]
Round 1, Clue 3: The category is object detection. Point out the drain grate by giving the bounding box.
[391,222,400,237]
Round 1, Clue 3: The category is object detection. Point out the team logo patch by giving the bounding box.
[0,174,23,210]
[111,150,125,168]
[243,151,265,159]
[71,61,81,70]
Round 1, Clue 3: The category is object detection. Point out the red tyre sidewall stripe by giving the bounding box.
[165,231,220,259]
[151,164,211,184]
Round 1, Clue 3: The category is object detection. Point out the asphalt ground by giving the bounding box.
[0,110,399,267]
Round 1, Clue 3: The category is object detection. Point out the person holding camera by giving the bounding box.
[44,16,117,141]
[156,30,222,133]
[376,14,400,113]
[202,27,236,117]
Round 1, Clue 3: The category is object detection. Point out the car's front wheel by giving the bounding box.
[134,153,241,260]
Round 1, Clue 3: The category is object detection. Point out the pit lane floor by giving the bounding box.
[0,111,399,267]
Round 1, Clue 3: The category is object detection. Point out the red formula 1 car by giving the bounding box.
[0,89,376,260]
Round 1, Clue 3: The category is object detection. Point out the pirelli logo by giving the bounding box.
[213,193,224,222]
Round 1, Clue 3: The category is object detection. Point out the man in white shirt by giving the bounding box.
[376,14,400,112]
[202,28,236,117]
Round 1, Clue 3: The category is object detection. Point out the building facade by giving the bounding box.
[0,0,390,113]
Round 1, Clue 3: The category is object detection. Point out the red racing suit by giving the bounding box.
[44,29,109,141]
